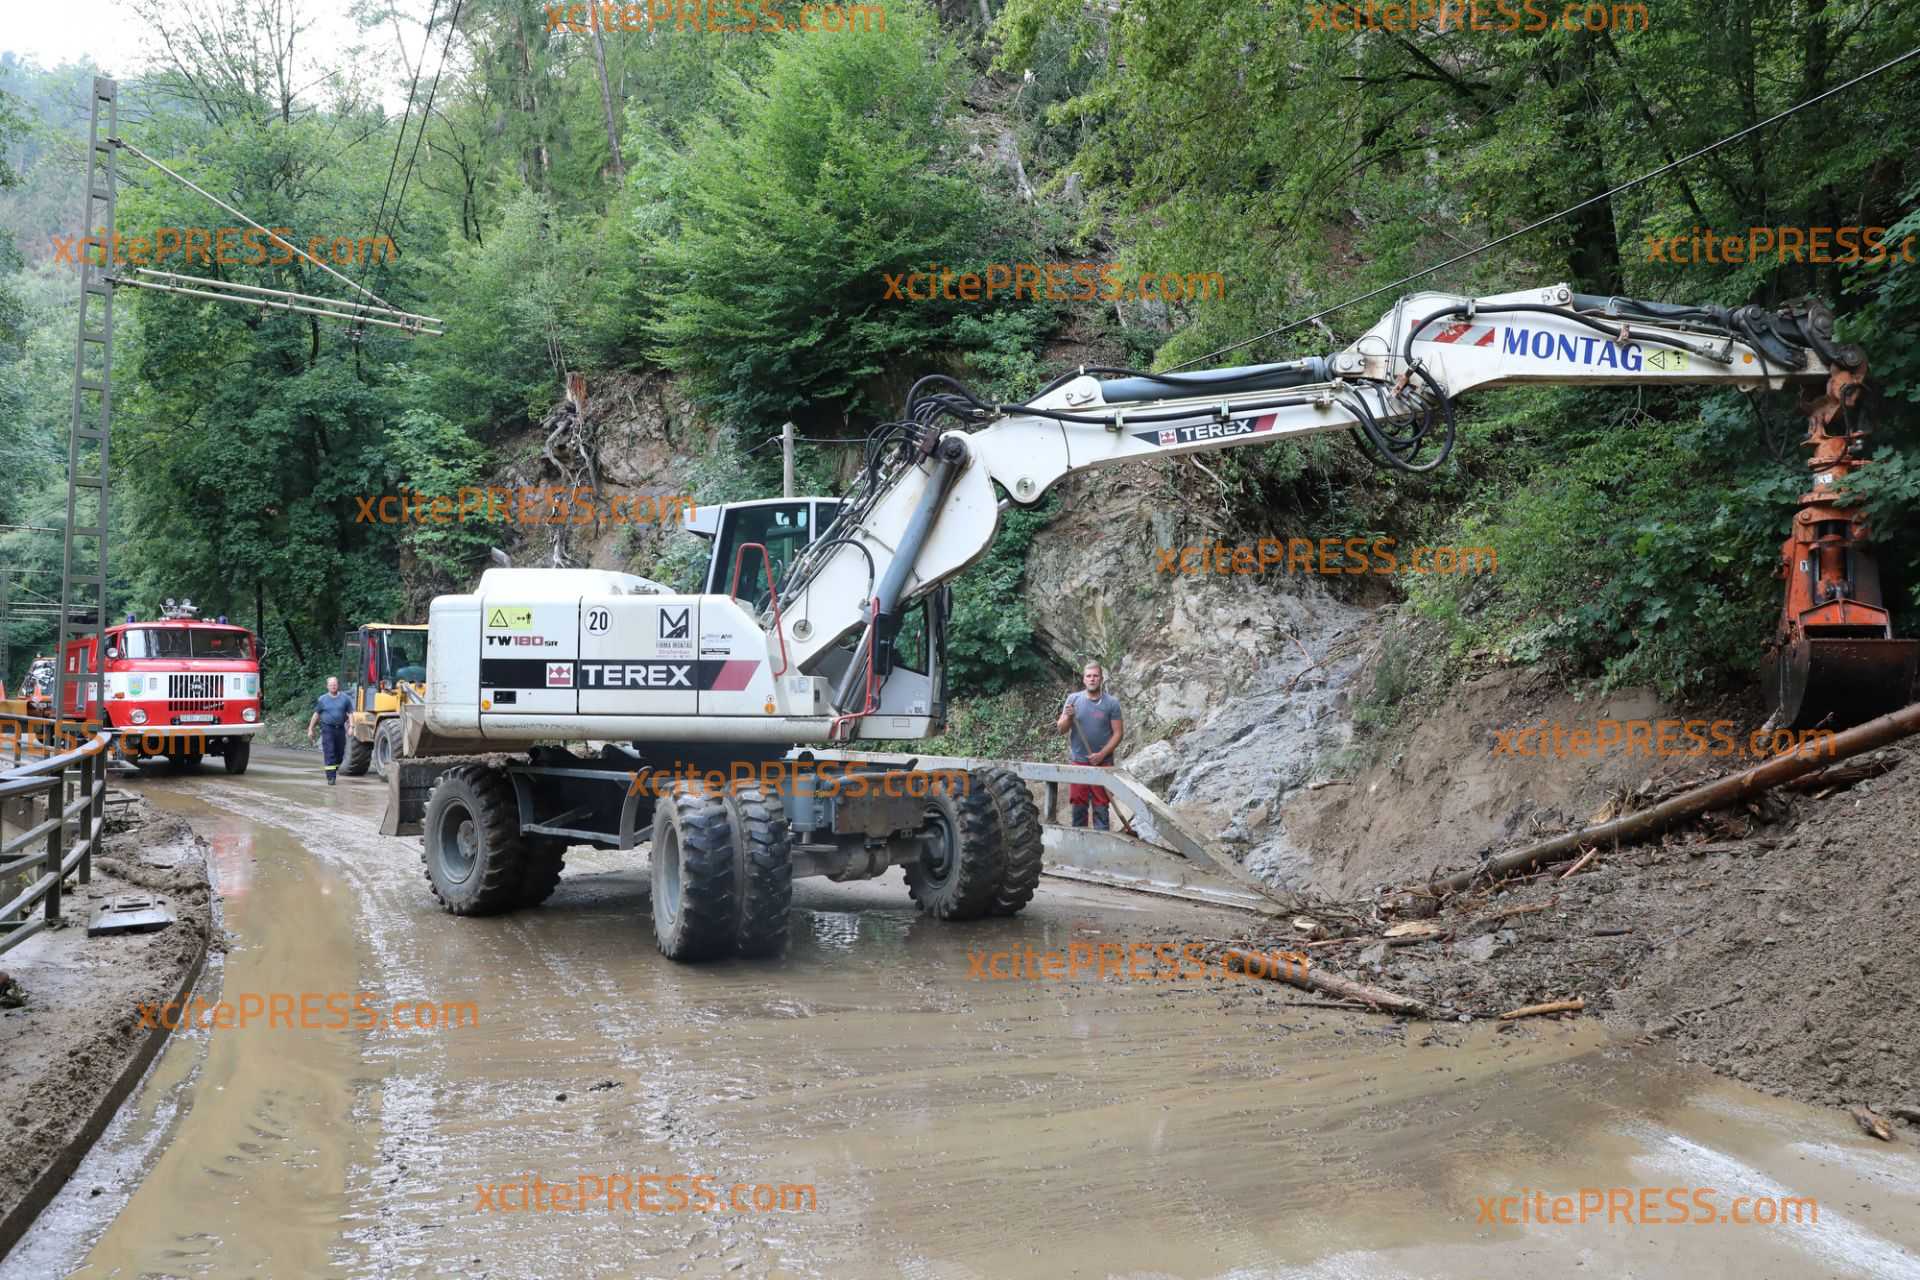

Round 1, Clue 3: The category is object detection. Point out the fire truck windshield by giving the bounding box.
[122,627,253,660]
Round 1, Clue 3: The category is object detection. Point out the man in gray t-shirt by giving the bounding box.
[1057,661,1124,830]
[308,676,354,787]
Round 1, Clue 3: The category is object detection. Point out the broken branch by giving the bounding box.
[1852,1105,1894,1142]
[1499,997,1585,1021]
[1222,948,1429,1018]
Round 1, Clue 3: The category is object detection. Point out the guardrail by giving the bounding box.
[0,716,112,956]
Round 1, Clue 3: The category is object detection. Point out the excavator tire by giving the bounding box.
[341,727,373,776]
[904,782,1004,921]
[650,785,738,961]
[976,767,1044,916]
[516,837,568,908]
[724,786,793,957]
[421,764,528,916]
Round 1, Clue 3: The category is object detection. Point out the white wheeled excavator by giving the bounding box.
[389,281,1914,961]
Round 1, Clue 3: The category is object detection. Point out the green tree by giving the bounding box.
[645,1,1027,425]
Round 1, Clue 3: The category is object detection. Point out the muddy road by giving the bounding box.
[5,745,1918,1279]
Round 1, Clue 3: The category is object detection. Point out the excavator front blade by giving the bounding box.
[1763,633,1919,730]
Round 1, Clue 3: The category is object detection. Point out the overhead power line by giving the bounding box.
[353,0,442,323]
[113,139,407,315]
[350,0,467,330]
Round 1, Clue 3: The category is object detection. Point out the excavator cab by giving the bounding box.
[684,496,948,729]
[685,497,842,608]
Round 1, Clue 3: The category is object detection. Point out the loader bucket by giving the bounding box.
[1764,633,1919,730]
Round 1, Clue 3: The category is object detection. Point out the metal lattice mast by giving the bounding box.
[54,78,116,734]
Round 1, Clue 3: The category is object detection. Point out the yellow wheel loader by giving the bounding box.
[339,623,428,779]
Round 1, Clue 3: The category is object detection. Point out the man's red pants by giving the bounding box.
[1069,768,1111,830]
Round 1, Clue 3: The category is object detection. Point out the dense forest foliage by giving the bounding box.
[0,0,1917,728]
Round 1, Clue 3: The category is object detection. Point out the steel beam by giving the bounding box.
[54,78,116,734]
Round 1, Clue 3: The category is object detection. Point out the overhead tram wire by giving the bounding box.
[352,0,441,320]
[105,142,441,333]
[1165,43,1920,373]
[348,0,467,338]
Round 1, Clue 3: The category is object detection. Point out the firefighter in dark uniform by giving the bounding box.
[308,675,354,786]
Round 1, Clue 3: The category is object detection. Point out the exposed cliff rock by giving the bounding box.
[486,371,714,578]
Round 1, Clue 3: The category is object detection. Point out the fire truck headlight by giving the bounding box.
[242,708,257,723]
[130,708,148,725]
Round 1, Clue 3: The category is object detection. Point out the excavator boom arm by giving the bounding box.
[780,283,1865,707]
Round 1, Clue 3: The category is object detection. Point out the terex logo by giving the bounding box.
[579,661,692,689]
[1502,327,1645,371]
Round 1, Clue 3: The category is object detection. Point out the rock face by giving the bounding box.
[478,371,715,585]
[1021,464,1380,890]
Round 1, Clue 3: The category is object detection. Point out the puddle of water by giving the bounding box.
[55,789,376,1280]
[206,830,253,899]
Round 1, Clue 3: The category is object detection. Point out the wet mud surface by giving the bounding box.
[1279,667,1920,1119]
[0,794,213,1239]
[4,747,1918,1278]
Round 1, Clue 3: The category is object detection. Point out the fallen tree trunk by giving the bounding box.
[1431,702,1920,895]
[1222,948,1429,1018]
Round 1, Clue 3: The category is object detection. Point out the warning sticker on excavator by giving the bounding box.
[1646,349,1689,371]
[487,607,533,630]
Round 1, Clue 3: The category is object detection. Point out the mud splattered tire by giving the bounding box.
[977,768,1043,916]
[516,836,568,908]
[904,782,1005,921]
[341,729,373,776]
[222,739,250,775]
[650,786,737,961]
[422,764,526,916]
[724,787,792,957]
[372,719,402,779]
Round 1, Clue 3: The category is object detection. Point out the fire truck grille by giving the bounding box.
[168,674,224,713]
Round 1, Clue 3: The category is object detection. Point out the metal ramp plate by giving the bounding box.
[808,750,1299,915]
[88,894,175,936]
[1041,826,1282,913]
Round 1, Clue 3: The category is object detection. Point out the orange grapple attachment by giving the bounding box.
[1762,365,1919,729]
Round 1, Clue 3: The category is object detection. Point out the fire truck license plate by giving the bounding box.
[177,714,216,724]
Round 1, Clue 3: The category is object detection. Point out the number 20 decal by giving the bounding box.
[585,607,611,634]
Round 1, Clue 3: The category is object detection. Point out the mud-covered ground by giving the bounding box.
[1243,740,1920,1129]
[9,747,1920,1279]
[0,793,215,1234]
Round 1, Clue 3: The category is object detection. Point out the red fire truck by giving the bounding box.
[58,598,263,773]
